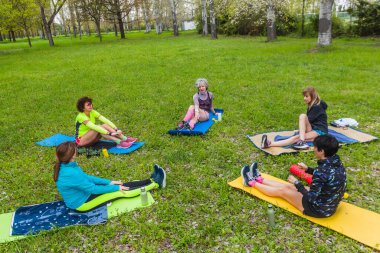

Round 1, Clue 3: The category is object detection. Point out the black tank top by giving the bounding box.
[198,91,212,112]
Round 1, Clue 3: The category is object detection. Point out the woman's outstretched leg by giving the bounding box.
[253,183,304,212]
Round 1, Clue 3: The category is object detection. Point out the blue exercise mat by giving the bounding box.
[274,129,358,148]
[11,201,107,235]
[168,109,224,135]
[36,133,144,154]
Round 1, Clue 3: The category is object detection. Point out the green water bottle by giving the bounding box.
[140,187,148,206]
[267,204,275,229]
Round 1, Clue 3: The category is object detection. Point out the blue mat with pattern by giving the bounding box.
[11,201,107,235]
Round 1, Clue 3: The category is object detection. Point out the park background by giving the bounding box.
[0,0,380,252]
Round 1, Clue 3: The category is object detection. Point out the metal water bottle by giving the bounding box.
[140,187,148,206]
[267,204,275,228]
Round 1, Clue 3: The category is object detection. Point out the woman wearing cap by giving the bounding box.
[176,78,216,130]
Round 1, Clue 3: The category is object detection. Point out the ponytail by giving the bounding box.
[54,141,77,182]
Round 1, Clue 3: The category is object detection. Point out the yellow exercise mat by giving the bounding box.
[247,126,378,156]
[228,174,380,250]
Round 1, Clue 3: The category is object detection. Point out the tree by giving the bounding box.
[267,0,277,41]
[13,0,39,47]
[170,0,178,36]
[317,0,334,46]
[201,0,207,35]
[68,0,78,37]
[74,0,83,38]
[301,0,306,37]
[142,0,152,33]
[0,0,18,42]
[348,0,380,36]
[209,0,217,39]
[153,0,163,34]
[78,0,104,42]
[36,0,67,46]
[104,0,133,39]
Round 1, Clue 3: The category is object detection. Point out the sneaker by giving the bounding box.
[125,136,137,144]
[293,140,309,150]
[176,121,185,130]
[241,165,255,186]
[261,134,271,149]
[117,141,133,149]
[153,165,166,188]
[150,164,160,180]
[249,162,261,178]
[183,121,192,130]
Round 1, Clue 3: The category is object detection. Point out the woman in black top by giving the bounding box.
[262,86,328,149]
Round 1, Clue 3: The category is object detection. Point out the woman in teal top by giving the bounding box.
[75,96,137,148]
[54,142,166,211]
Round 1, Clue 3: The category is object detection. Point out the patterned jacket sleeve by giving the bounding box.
[305,169,327,204]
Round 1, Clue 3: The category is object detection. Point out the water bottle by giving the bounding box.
[102,148,109,158]
[140,187,148,206]
[267,204,275,229]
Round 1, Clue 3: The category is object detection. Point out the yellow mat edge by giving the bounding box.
[228,174,380,250]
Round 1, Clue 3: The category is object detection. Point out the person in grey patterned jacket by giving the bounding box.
[242,135,346,218]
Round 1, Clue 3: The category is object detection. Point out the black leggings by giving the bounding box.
[86,179,152,202]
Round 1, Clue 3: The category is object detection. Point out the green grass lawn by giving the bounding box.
[0,31,379,252]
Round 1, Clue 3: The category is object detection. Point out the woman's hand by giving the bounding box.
[111,181,122,185]
[119,185,129,192]
[288,175,298,184]
[114,128,122,135]
[297,162,307,170]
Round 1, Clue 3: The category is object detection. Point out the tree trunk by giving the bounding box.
[153,0,162,34]
[113,18,118,36]
[26,29,32,47]
[135,3,141,31]
[40,6,54,46]
[170,0,178,36]
[301,0,305,37]
[209,0,217,39]
[0,32,3,41]
[95,19,102,42]
[60,8,67,36]
[8,31,11,41]
[11,30,16,42]
[318,0,334,46]
[142,0,151,33]
[68,1,77,38]
[115,4,125,38]
[74,3,82,39]
[266,2,277,42]
[201,0,208,35]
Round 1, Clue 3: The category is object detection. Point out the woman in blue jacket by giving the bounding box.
[54,141,166,211]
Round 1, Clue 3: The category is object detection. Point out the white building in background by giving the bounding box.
[182,21,196,31]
